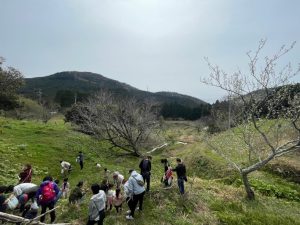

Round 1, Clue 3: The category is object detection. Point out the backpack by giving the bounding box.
[40,182,56,203]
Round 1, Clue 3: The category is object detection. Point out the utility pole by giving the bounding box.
[228,95,231,129]
[74,92,77,105]
[36,88,42,105]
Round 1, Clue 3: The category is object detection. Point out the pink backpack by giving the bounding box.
[41,182,56,203]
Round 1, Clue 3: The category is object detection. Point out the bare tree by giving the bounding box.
[201,39,300,200]
[67,91,159,156]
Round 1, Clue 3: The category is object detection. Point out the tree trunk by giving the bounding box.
[241,172,255,200]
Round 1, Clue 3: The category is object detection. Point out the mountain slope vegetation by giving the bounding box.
[1,117,299,224]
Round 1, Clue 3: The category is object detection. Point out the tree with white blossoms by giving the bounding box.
[67,91,159,156]
[201,39,300,200]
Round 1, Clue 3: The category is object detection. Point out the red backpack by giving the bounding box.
[40,182,56,203]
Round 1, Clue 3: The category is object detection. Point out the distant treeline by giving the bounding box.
[54,90,89,107]
[160,102,211,120]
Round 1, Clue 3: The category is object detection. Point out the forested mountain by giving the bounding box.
[20,71,211,120]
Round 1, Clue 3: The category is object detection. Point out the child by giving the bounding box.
[103,168,110,184]
[23,201,39,219]
[164,166,173,187]
[113,188,123,213]
[106,184,114,211]
[16,201,39,225]
[62,178,70,198]
[0,186,7,212]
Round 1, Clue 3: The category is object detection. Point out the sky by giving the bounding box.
[0,0,300,103]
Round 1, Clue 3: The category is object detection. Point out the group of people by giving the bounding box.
[0,151,187,225]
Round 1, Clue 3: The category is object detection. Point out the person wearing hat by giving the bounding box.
[125,169,145,220]
[112,171,124,189]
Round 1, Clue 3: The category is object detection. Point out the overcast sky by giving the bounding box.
[1,0,299,103]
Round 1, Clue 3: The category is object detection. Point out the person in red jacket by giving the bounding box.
[19,164,32,183]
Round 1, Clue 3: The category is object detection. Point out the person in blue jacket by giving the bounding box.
[126,169,145,220]
[35,176,60,223]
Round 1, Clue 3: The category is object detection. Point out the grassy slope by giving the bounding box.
[0,118,300,225]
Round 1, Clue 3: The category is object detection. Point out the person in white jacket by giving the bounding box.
[87,184,106,225]
[60,160,71,176]
[6,183,38,212]
[112,171,124,188]
[126,170,145,220]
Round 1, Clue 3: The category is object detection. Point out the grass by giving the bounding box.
[1,117,300,224]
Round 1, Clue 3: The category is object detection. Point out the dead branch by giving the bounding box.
[0,211,70,225]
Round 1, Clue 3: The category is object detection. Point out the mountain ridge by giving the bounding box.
[20,71,208,106]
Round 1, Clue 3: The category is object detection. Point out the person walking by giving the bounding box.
[126,169,145,220]
[172,158,187,195]
[35,176,60,223]
[77,151,84,170]
[18,164,33,183]
[139,156,152,192]
[112,171,124,189]
[87,184,106,225]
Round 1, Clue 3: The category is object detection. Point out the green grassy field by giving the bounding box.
[1,117,300,225]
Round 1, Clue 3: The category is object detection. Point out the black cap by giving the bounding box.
[129,169,134,174]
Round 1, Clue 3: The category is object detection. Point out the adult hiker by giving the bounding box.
[60,160,72,176]
[123,180,131,210]
[6,183,38,212]
[126,169,145,220]
[172,158,187,195]
[18,164,32,183]
[87,184,106,225]
[69,181,86,204]
[139,155,152,192]
[36,176,60,223]
[112,171,124,189]
[77,151,84,170]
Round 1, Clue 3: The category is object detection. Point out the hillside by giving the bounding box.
[1,117,300,224]
[20,71,208,108]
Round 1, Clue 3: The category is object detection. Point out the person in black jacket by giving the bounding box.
[139,155,152,192]
[77,151,84,170]
[172,158,187,195]
[0,186,7,212]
